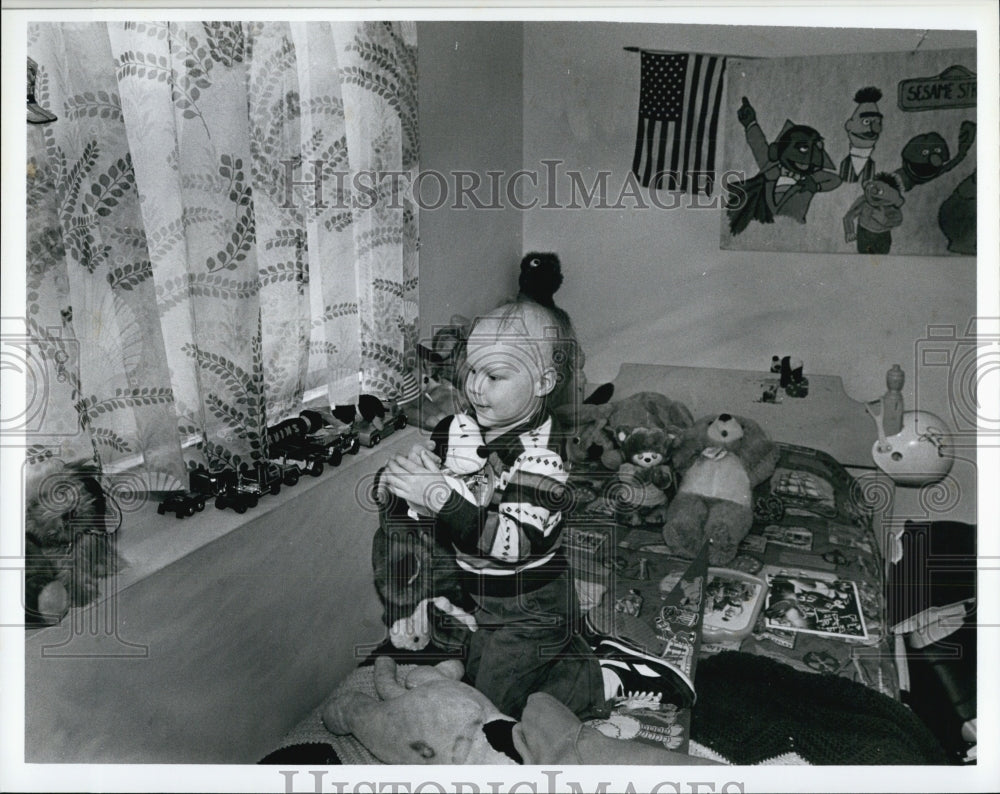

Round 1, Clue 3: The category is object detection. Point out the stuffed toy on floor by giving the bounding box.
[322,656,521,764]
[661,413,779,565]
[24,463,119,626]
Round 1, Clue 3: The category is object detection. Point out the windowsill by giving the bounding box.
[29,426,420,635]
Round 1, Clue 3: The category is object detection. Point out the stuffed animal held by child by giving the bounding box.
[661,413,779,565]
[374,413,490,650]
[613,427,676,526]
[323,656,521,764]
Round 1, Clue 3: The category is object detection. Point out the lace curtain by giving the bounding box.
[25,21,418,493]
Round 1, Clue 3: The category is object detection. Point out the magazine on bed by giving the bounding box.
[762,569,868,640]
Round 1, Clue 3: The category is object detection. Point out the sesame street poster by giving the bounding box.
[720,48,976,256]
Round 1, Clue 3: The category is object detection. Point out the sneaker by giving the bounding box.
[595,638,696,708]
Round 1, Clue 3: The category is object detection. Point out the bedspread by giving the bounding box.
[564,442,899,754]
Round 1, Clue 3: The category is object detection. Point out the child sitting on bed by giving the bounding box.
[380,298,680,720]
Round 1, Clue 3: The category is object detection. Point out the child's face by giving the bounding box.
[463,314,554,433]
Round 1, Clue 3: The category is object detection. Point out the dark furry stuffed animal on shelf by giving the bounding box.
[24,464,119,626]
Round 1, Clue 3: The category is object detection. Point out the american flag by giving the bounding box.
[632,52,727,195]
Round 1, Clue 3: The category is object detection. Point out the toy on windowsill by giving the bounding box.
[661,413,779,566]
[156,466,236,518]
[413,319,471,431]
[299,408,361,462]
[156,490,207,518]
[206,464,264,514]
[355,395,408,447]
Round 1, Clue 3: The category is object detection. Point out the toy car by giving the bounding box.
[214,488,258,514]
[157,490,207,518]
[189,465,232,498]
[357,399,408,447]
[240,461,285,494]
[274,444,326,476]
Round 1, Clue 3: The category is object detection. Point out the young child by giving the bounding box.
[379,299,601,718]
[380,299,679,720]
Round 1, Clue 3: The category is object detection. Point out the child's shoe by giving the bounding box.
[595,638,695,708]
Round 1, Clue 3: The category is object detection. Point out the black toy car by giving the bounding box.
[274,446,326,477]
[156,491,207,518]
[240,461,285,494]
[357,399,408,447]
[189,465,231,498]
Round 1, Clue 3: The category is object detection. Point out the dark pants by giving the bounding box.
[857,225,892,254]
[449,568,606,721]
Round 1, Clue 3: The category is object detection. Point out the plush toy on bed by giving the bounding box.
[612,427,676,526]
[373,413,489,650]
[561,391,694,467]
[323,656,520,764]
[661,413,779,566]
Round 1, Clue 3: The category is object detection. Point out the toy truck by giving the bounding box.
[356,398,408,447]
[156,490,207,518]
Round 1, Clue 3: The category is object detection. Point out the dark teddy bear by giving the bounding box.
[559,391,693,467]
[613,427,676,526]
[661,413,779,565]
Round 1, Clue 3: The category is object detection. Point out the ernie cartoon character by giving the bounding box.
[842,172,906,254]
[726,96,842,235]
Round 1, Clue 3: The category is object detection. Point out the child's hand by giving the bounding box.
[404,439,442,468]
[381,454,451,515]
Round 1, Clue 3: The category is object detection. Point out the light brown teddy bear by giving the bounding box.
[661,413,779,565]
[322,656,519,765]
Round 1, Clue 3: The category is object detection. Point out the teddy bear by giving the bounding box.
[661,413,779,566]
[559,391,694,468]
[612,427,676,526]
[372,413,491,650]
[323,656,520,764]
[320,659,708,766]
[24,463,119,626]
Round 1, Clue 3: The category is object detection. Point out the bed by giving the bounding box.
[262,363,944,766]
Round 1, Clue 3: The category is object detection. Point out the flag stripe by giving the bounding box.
[631,52,727,195]
[632,115,646,178]
[680,54,703,191]
[693,56,717,192]
[705,59,727,194]
[643,115,657,187]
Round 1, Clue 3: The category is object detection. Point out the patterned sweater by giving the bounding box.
[435,414,570,585]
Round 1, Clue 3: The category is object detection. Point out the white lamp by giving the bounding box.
[867,406,955,486]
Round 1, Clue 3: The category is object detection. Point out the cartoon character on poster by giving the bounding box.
[839,87,885,184]
[842,172,906,254]
[720,49,976,256]
[725,96,842,235]
[893,121,975,193]
[938,169,976,254]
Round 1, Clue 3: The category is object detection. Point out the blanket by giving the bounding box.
[260,654,944,766]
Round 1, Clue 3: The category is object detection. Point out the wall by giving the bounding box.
[24,434,408,763]
[521,22,978,523]
[416,22,524,338]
